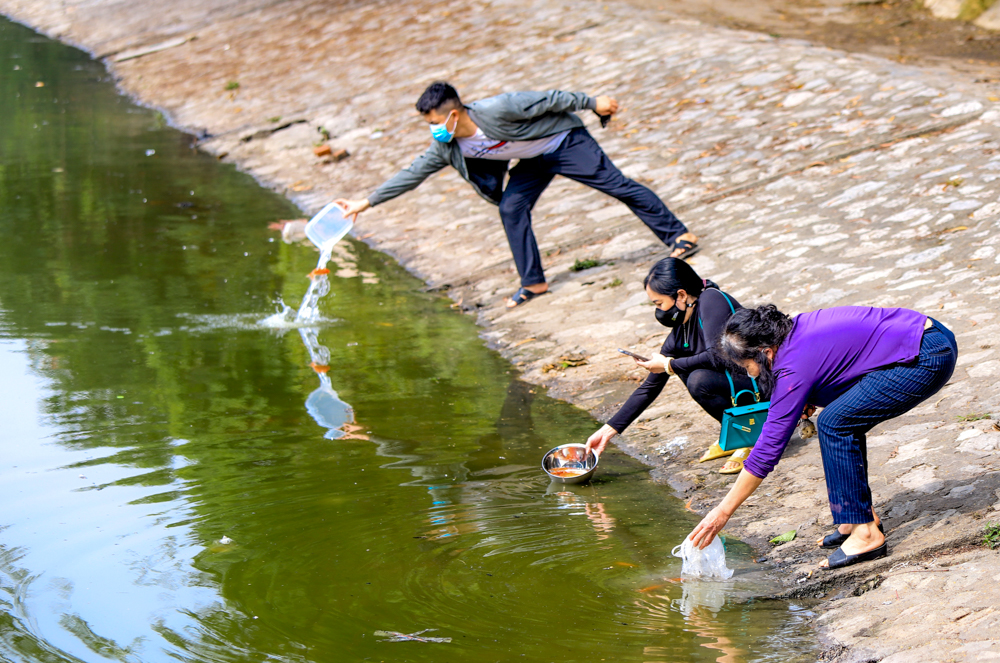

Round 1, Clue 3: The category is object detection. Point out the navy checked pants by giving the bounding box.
[499,128,687,286]
[817,320,957,524]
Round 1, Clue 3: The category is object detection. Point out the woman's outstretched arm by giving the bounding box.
[688,469,764,549]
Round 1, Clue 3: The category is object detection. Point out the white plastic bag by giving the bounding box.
[671,536,734,580]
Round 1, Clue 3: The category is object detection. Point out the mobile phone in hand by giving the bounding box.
[617,348,649,362]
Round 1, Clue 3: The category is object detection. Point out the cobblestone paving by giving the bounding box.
[3,0,1000,658]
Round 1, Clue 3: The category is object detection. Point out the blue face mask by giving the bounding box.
[429,111,456,143]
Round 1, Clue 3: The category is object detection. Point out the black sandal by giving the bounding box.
[821,522,884,549]
[506,287,547,308]
[670,238,701,260]
[824,542,888,570]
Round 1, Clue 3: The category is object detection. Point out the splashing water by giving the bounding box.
[258,249,333,328]
[295,249,333,323]
[257,303,298,328]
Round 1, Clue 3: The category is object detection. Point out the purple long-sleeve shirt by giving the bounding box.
[743,307,927,479]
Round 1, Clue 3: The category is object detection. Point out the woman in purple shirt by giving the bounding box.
[688,304,957,569]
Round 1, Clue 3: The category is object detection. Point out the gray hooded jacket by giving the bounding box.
[368,90,597,207]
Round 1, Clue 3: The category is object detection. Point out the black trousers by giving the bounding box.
[673,366,759,423]
[498,128,687,286]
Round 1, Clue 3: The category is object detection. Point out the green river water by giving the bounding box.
[0,17,820,662]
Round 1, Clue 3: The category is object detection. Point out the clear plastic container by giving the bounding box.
[304,202,352,253]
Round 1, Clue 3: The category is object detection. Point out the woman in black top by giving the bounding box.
[585,258,756,472]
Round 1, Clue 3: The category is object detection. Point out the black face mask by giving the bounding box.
[655,304,684,328]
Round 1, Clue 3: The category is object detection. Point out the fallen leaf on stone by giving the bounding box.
[558,354,588,367]
[769,530,796,545]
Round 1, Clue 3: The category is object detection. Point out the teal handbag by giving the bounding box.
[718,372,769,451]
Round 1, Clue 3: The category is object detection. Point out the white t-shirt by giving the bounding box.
[457,128,569,160]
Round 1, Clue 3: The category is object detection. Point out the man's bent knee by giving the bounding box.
[499,197,532,225]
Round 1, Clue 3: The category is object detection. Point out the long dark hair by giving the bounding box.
[643,257,713,297]
[716,304,794,397]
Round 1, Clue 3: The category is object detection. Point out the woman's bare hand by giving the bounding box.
[635,353,669,374]
[689,506,731,550]
[585,424,618,458]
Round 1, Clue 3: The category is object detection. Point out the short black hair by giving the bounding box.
[416,82,461,115]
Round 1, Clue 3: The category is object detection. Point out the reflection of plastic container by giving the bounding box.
[305,376,353,440]
[305,202,352,253]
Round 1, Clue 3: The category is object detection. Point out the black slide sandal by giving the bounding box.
[824,542,888,570]
[671,238,701,260]
[506,287,547,308]
[822,522,884,549]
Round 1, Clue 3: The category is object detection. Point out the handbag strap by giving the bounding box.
[715,288,760,405]
[700,285,735,330]
[726,372,761,406]
[714,287,736,315]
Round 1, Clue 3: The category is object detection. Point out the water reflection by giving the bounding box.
[298,326,355,439]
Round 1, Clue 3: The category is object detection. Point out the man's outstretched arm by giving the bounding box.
[366,147,450,208]
[502,90,618,120]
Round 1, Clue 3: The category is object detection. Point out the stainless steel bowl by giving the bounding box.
[541,443,599,484]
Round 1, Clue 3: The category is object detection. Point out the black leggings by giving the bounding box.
[674,367,759,422]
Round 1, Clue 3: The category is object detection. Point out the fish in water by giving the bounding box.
[547,467,586,478]
[637,578,683,593]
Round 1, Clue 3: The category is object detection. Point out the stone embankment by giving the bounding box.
[2,0,999,658]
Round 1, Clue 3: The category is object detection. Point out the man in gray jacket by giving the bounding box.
[336,82,697,308]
